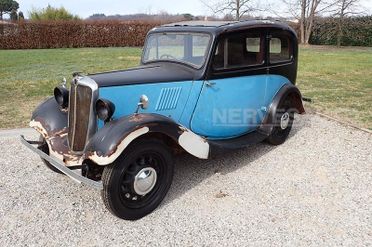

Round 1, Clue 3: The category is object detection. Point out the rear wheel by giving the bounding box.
[266,98,294,145]
[101,139,174,220]
[37,135,63,174]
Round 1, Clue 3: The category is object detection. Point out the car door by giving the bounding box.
[190,30,268,139]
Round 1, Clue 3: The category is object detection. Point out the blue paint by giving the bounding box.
[178,80,204,126]
[155,87,182,111]
[98,81,201,128]
[97,75,289,139]
[190,75,289,138]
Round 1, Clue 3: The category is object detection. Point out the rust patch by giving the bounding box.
[30,118,83,166]
[87,126,150,165]
[48,128,82,165]
[128,114,148,123]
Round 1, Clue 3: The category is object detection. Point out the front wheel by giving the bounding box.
[101,139,174,220]
[266,98,294,145]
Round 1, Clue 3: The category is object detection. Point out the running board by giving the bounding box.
[208,131,268,156]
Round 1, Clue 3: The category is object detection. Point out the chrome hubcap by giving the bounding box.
[280,112,290,130]
[133,167,157,195]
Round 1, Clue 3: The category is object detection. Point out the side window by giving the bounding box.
[246,38,260,52]
[213,33,264,70]
[269,34,292,63]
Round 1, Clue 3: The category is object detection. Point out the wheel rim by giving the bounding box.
[280,112,290,130]
[119,152,165,208]
[133,167,157,195]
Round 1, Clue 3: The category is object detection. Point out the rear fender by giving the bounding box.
[85,114,210,165]
[259,84,305,135]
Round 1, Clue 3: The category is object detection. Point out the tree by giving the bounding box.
[89,13,106,20]
[281,0,339,44]
[200,0,262,20]
[0,0,19,20]
[183,13,194,21]
[9,6,17,21]
[334,0,361,46]
[18,10,23,20]
[29,5,80,21]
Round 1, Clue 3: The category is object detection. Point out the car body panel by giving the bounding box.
[190,75,289,138]
[98,80,204,129]
[86,113,210,166]
[30,97,68,138]
[89,63,202,87]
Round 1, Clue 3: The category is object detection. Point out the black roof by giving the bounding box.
[150,19,297,37]
[162,20,237,27]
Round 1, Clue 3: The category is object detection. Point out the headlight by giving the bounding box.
[96,99,115,122]
[54,86,69,108]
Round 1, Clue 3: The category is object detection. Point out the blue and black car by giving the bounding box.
[21,20,305,220]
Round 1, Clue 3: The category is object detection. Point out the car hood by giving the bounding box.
[88,63,199,87]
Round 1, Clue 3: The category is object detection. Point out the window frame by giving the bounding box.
[268,31,294,65]
[210,30,267,73]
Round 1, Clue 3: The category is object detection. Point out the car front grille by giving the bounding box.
[68,81,94,152]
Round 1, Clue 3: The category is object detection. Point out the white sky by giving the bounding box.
[15,0,372,18]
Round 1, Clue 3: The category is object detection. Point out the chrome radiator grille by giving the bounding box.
[68,82,93,152]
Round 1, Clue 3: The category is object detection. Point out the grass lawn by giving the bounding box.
[297,46,372,130]
[0,45,371,129]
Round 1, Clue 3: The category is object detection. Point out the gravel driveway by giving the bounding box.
[0,114,371,246]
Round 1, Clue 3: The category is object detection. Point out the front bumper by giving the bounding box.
[20,135,103,190]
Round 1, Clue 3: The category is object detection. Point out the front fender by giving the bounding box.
[29,97,68,138]
[85,114,210,165]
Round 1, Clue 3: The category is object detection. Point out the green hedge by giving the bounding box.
[310,16,372,46]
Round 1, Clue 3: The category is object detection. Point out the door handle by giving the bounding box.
[205,81,216,87]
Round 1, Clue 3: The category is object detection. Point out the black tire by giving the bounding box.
[266,98,294,145]
[101,139,174,220]
[37,135,63,174]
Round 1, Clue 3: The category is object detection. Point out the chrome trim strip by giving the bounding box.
[20,135,103,190]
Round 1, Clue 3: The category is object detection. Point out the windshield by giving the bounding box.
[142,32,211,68]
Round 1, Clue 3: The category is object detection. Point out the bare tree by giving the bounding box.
[333,0,361,46]
[280,0,339,44]
[200,0,263,20]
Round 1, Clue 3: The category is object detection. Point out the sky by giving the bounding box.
[15,0,372,18]
[17,0,210,18]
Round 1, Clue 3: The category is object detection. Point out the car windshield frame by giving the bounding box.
[141,32,213,69]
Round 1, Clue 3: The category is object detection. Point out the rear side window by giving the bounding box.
[269,34,292,63]
[213,32,264,70]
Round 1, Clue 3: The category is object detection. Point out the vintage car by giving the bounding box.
[21,20,305,220]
